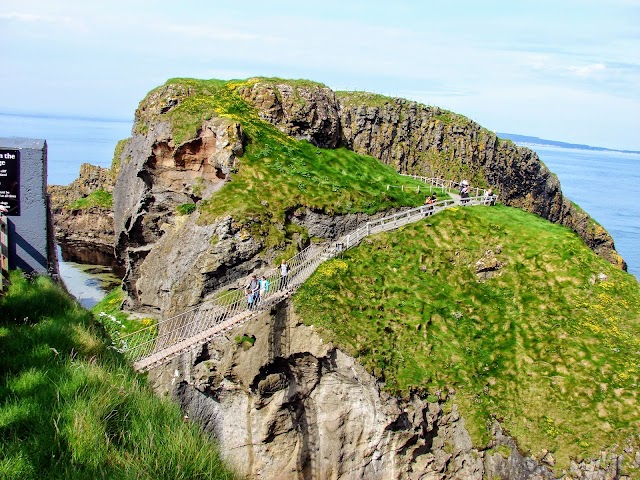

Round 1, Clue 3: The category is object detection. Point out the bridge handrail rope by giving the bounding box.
[120,178,496,371]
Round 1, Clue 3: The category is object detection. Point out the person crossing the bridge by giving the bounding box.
[424,192,436,213]
[460,180,470,205]
[247,274,260,309]
[483,188,495,206]
[279,259,289,291]
[259,275,270,304]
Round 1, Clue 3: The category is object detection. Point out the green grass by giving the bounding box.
[294,205,640,473]
[176,203,197,216]
[335,90,395,108]
[67,188,113,211]
[199,141,446,236]
[0,271,236,479]
[91,288,158,360]
[111,138,129,177]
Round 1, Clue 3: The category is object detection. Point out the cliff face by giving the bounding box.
[148,298,621,480]
[112,83,248,313]
[238,83,625,270]
[154,301,491,479]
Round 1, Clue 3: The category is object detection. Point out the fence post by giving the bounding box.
[0,214,8,291]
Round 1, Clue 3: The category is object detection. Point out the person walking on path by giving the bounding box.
[279,259,289,291]
[460,180,470,205]
[424,192,436,214]
[483,188,495,206]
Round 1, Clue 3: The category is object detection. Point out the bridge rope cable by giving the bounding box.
[117,178,496,371]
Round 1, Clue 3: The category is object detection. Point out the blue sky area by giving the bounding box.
[1,0,639,150]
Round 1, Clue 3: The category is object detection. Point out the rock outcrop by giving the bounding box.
[106,77,631,320]
[110,78,625,316]
[113,84,245,312]
[49,163,116,257]
[104,79,635,480]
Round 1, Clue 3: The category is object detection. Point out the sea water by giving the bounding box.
[0,111,132,186]
[528,145,640,281]
[1,111,638,285]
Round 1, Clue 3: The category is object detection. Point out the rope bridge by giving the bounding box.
[118,179,496,371]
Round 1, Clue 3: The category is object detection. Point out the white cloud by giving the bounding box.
[164,24,260,42]
[0,12,42,22]
[567,63,607,77]
[0,11,78,27]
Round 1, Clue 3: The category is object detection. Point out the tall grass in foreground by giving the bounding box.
[0,271,236,480]
[294,205,640,473]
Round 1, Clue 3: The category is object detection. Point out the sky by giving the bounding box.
[1,0,639,151]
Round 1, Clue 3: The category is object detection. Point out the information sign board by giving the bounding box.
[0,148,20,216]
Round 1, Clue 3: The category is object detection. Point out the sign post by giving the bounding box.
[0,138,51,275]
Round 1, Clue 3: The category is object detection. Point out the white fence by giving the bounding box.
[400,174,489,198]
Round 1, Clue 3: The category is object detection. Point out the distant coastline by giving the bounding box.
[0,110,131,125]
[498,133,640,155]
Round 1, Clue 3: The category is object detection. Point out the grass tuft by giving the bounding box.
[67,189,113,211]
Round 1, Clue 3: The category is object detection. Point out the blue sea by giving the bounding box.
[0,111,133,186]
[528,145,640,281]
[0,112,638,281]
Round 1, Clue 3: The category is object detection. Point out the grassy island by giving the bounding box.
[295,204,640,472]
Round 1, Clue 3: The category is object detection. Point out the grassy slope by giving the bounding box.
[136,78,447,251]
[0,272,236,480]
[294,204,640,472]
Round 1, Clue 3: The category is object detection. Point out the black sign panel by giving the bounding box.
[0,149,20,216]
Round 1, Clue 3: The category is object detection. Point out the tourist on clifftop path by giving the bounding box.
[460,180,470,205]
